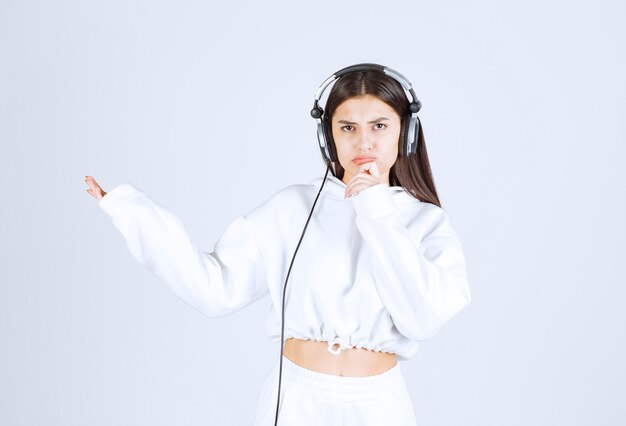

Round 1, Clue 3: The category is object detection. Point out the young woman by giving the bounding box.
[85,63,471,426]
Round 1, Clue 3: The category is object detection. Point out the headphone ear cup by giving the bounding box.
[399,115,410,157]
[405,115,419,156]
[322,119,337,162]
[316,120,331,163]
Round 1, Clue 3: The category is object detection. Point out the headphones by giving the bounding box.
[310,63,423,163]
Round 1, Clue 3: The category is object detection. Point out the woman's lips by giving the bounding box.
[353,157,377,165]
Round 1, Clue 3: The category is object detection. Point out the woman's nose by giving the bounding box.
[358,132,373,152]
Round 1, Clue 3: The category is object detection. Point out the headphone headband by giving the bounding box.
[311,63,422,162]
[312,63,420,109]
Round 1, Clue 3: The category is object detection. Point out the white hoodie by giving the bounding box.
[98,174,471,361]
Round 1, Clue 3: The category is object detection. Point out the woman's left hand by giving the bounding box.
[345,162,387,198]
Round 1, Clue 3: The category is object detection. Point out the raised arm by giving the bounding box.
[97,182,269,318]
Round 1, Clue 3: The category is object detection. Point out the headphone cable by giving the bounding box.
[273,163,331,426]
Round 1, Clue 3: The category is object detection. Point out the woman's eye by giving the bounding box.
[374,123,387,130]
[341,125,354,132]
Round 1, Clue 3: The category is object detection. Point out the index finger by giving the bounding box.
[358,161,379,177]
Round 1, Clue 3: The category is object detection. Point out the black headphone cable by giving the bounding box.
[273,163,331,426]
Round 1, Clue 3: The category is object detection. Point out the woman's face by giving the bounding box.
[331,94,402,185]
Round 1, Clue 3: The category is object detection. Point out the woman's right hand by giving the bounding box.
[85,175,107,201]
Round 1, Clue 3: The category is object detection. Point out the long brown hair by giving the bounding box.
[322,69,441,208]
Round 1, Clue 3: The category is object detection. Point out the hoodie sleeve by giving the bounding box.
[98,183,269,318]
[351,183,471,341]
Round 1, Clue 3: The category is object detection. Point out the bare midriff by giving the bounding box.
[282,337,397,377]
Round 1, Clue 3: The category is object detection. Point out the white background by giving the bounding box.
[1,0,624,425]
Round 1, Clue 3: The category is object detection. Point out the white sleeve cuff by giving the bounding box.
[98,183,144,215]
[351,183,396,218]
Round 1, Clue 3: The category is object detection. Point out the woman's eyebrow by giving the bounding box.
[337,117,390,125]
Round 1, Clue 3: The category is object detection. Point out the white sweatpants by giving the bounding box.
[253,355,418,426]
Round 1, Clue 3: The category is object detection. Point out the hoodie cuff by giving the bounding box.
[98,183,145,216]
[351,183,397,218]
